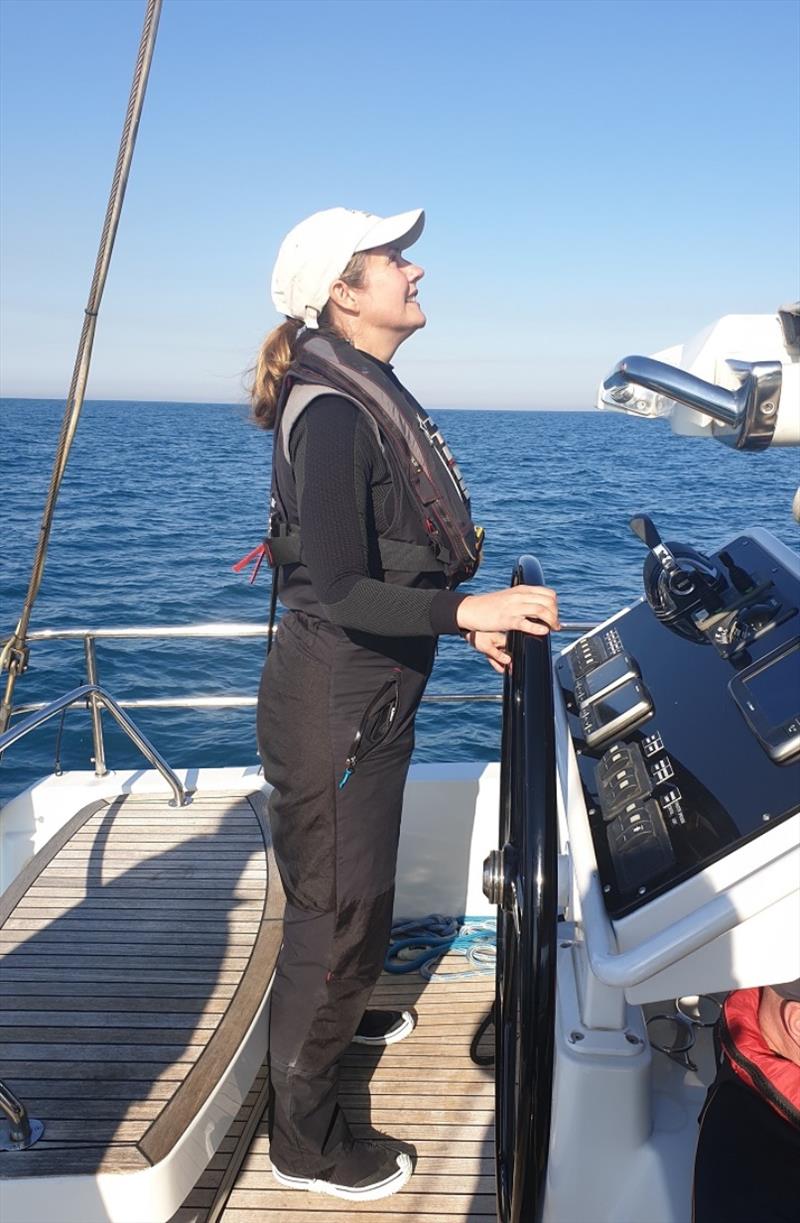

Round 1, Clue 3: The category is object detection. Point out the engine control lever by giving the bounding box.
[630,514,729,642]
[629,515,692,591]
[718,550,754,595]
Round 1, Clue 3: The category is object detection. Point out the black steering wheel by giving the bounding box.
[483,555,558,1223]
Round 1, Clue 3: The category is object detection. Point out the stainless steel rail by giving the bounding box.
[23,623,275,641]
[0,1078,43,1151]
[2,620,596,778]
[0,684,187,806]
[20,620,596,642]
[12,694,504,714]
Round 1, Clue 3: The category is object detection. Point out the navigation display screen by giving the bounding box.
[743,639,800,726]
[580,653,637,700]
[588,680,647,726]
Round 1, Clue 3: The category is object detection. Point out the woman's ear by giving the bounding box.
[785,1000,800,1047]
[329,278,359,313]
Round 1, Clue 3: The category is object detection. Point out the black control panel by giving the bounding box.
[557,529,800,918]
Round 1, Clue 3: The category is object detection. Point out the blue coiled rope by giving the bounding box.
[385,914,496,981]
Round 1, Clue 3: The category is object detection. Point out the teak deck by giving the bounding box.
[0,791,496,1221]
[173,957,497,1222]
[0,792,282,1180]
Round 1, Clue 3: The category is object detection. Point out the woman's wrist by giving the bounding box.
[454,594,474,630]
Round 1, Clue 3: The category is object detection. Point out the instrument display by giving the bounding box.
[579,679,652,748]
[729,636,800,763]
[574,652,639,707]
[557,532,800,918]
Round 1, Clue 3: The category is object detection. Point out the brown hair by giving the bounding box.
[250,251,370,430]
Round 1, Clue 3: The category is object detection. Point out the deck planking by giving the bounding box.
[173,954,496,1223]
[0,791,283,1183]
[2,794,497,1220]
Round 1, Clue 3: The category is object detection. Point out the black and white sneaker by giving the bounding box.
[352,1008,415,1046]
[271,1140,413,1201]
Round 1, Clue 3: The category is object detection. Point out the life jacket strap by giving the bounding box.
[265,521,442,574]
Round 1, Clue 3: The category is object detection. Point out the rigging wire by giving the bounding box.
[0,0,163,733]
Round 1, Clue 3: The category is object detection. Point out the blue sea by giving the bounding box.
[1,398,798,805]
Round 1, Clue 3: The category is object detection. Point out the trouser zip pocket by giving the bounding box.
[338,672,401,789]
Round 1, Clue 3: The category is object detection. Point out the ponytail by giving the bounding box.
[250,317,304,430]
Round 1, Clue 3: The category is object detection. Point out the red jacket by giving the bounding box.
[721,988,800,1129]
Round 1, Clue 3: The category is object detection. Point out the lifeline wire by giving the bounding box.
[0,0,163,733]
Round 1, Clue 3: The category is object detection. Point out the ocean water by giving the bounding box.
[1,398,798,804]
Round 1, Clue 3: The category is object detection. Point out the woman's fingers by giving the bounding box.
[462,630,511,672]
[515,618,555,636]
[456,586,562,634]
[512,586,559,627]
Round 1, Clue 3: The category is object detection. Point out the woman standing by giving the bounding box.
[252,207,559,1202]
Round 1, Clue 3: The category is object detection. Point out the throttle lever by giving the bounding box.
[629,515,692,591]
[630,514,730,641]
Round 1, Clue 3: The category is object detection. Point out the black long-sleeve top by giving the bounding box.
[280,374,469,637]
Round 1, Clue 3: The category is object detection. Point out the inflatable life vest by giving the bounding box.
[720,988,800,1129]
[265,332,483,589]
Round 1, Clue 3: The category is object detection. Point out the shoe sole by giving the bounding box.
[271,1152,413,1201]
[351,1010,415,1046]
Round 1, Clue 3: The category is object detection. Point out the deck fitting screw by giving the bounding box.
[568,1030,585,1044]
[625,1031,642,1045]
[762,401,776,415]
[762,812,771,822]
[603,884,611,894]
[588,807,596,816]
[638,886,647,895]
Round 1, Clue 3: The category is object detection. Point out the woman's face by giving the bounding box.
[350,245,426,348]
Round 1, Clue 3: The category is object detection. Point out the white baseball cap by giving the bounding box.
[271,207,425,329]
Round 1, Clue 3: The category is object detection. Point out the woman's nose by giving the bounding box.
[407,262,424,283]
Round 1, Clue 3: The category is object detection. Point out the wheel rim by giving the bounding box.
[487,555,558,1223]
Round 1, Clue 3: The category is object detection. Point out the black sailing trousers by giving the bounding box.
[256,609,434,1175]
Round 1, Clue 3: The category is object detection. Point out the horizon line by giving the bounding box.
[0,394,597,412]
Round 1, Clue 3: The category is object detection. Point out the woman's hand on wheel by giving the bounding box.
[463,630,512,674]
[456,585,560,636]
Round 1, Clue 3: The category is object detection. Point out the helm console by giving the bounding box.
[556,523,800,1001]
[559,523,799,919]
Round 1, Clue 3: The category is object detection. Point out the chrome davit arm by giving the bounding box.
[603,354,782,450]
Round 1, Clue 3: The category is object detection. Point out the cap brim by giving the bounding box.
[354,208,425,254]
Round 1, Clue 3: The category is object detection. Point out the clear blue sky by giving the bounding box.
[1,0,797,408]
